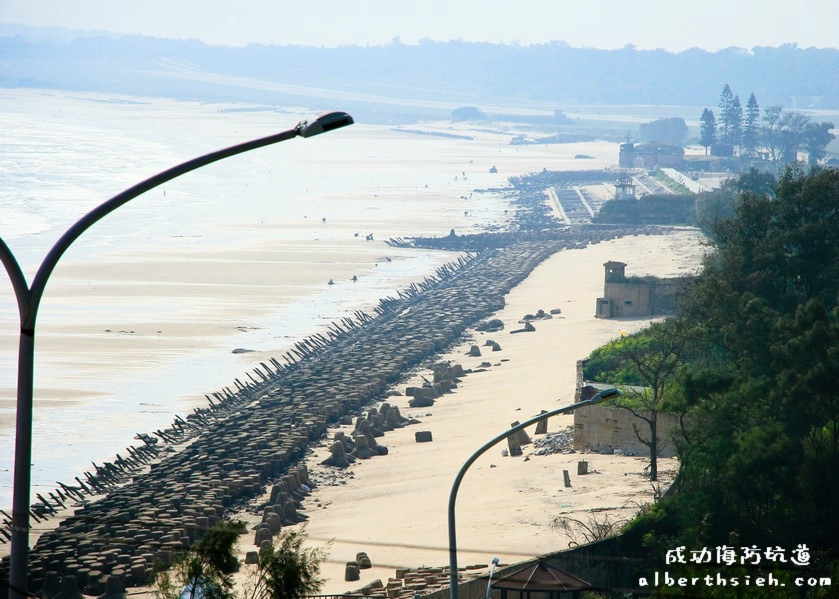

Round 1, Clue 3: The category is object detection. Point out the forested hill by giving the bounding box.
[2,24,839,118]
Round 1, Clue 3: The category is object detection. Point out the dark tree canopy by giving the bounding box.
[620,166,839,575]
[778,110,811,162]
[450,106,486,121]
[762,104,784,162]
[638,116,689,146]
[805,121,836,166]
[585,319,689,481]
[701,86,832,166]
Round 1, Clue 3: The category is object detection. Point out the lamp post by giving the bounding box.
[447,387,621,599]
[1,110,353,599]
[485,556,500,599]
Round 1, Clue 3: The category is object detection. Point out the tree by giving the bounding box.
[638,117,688,146]
[761,104,784,162]
[694,189,737,228]
[694,167,775,230]
[730,167,777,197]
[606,168,839,578]
[804,120,836,166]
[155,520,244,599]
[777,110,811,163]
[674,166,839,552]
[717,84,736,145]
[451,106,486,121]
[728,94,743,150]
[588,319,687,481]
[245,528,327,599]
[699,108,716,155]
[155,522,328,599]
[742,92,760,157]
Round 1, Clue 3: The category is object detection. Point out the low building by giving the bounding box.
[595,261,681,319]
[619,142,685,169]
[614,170,637,201]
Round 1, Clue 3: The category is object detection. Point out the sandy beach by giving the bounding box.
[222,227,707,595]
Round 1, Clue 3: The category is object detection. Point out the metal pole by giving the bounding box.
[447,388,620,599]
[2,112,352,599]
[485,557,499,599]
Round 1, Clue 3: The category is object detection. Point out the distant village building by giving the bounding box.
[595,261,682,319]
[619,142,685,169]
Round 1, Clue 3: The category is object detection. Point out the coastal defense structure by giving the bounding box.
[573,402,681,457]
[614,171,636,201]
[573,384,682,457]
[595,261,681,318]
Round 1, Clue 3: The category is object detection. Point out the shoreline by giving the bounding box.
[0,224,708,596]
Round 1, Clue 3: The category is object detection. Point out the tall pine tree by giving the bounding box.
[718,84,735,145]
[762,104,784,162]
[742,92,760,157]
[699,108,716,155]
[729,94,743,151]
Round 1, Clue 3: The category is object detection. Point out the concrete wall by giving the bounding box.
[601,280,653,317]
[572,404,681,458]
[595,276,680,318]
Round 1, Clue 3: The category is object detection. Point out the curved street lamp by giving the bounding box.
[1,110,353,599]
[447,387,621,599]
[485,556,500,599]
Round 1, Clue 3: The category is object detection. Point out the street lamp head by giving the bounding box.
[591,387,621,404]
[298,111,354,138]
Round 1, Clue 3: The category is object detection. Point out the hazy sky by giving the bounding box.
[1,0,837,52]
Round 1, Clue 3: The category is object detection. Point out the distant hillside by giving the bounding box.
[2,24,839,121]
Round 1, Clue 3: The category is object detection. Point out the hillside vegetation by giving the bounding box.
[587,165,839,592]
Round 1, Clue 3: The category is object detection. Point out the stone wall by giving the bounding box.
[572,404,681,457]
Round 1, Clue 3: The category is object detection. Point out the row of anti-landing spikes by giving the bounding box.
[2,382,252,537]
[373,253,478,316]
[268,252,478,365]
[6,245,484,538]
[163,243,556,424]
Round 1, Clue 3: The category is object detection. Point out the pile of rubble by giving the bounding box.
[529,426,575,456]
